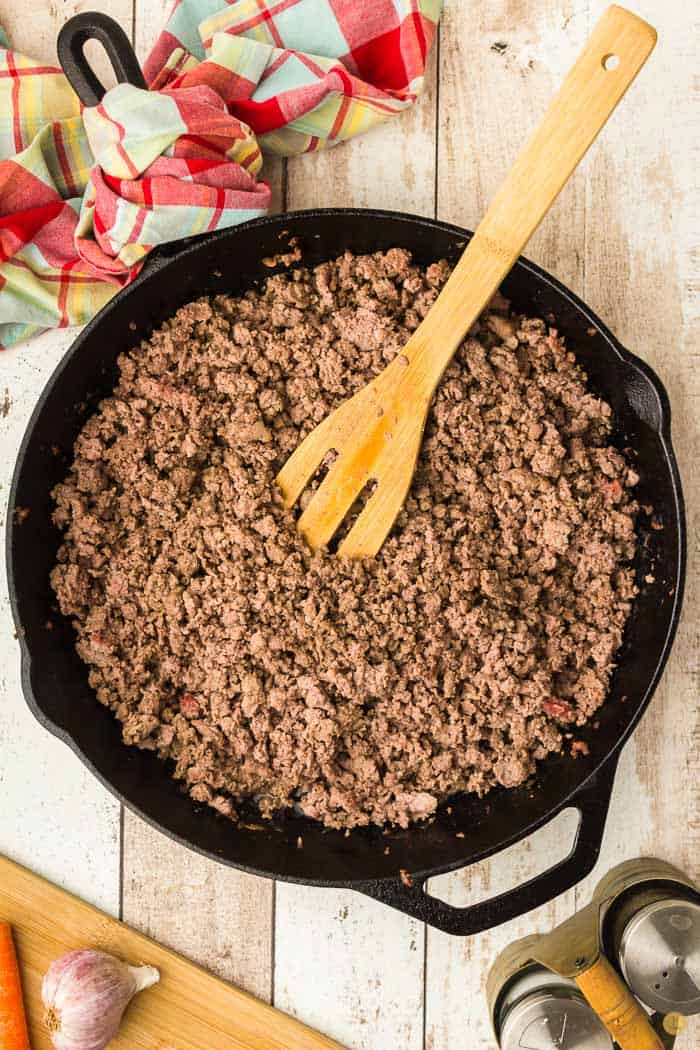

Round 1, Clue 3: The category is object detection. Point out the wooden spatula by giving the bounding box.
[276,5,656,558]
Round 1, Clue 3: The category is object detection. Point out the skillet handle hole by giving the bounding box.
[426,807,578,908]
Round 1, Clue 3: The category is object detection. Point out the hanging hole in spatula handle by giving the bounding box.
[57,12,146,106]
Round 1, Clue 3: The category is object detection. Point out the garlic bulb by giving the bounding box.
[42,949,159,1050]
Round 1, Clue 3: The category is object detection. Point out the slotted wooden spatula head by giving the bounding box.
[277,4,656,558]
[276,349,434,558]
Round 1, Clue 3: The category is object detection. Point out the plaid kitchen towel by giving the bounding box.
[146,0,442,153]
[0,0,441,349]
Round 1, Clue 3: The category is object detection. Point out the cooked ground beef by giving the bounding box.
[50,249,638,830]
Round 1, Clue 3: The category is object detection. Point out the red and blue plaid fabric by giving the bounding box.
[0,1,441,348]
[147,0,442,152]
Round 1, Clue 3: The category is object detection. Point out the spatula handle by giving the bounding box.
[408,4,656,391]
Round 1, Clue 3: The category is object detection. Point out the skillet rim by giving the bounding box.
[6,207,687,887]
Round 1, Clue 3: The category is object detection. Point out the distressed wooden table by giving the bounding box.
[1,2,697,1048]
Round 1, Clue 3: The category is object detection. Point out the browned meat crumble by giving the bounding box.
[50,249,638,830]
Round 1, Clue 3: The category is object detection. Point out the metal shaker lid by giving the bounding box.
[499,990,613,1050]
[498,967,613,1050]
[619,898,700,1015]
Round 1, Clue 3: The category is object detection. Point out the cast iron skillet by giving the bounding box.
[5,16,686,936]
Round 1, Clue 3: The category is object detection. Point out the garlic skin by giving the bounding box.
[42,949,159,1050]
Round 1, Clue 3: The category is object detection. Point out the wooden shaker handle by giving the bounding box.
[576,955,666,1050]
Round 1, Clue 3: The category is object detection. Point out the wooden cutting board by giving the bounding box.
[0,853,343,1049]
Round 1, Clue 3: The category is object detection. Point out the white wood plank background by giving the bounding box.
[0,1,697,1048]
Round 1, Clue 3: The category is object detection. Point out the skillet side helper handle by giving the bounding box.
[57,11,146,106]
[576,955,666,1050]
[404,4,657,395]
[357,756,618,937]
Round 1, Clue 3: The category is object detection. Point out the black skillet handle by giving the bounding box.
[358,755,619,936]
[57,12,146,106]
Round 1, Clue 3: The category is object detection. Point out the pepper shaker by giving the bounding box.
[599,859,700,1028]
[495,961,613,1049]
